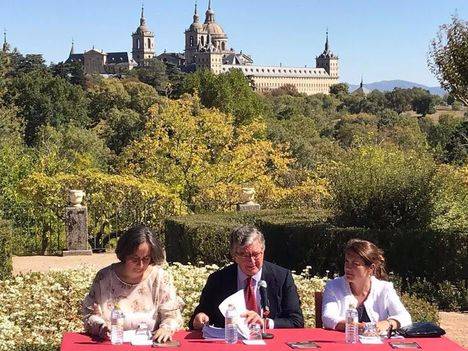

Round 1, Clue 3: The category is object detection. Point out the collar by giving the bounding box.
[237,265,263,286]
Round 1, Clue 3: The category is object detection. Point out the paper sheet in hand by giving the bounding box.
[218,289,250,339]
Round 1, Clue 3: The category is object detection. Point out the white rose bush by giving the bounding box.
[0,263,326,351]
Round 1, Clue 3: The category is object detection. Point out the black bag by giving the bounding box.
[397,322,446,338]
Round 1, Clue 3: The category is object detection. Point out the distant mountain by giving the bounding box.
[347,80,446,96]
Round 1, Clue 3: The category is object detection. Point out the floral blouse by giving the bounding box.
[82,264,183,336]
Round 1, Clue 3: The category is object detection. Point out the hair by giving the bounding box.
[115,225,165,265]
[230,225,265,255]
[345,239,388,280]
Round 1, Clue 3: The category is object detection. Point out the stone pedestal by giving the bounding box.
[236,187,261,212]
[63,206,92,256]
[236,201,261,211]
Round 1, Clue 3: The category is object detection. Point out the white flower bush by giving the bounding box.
[0,264,325,350]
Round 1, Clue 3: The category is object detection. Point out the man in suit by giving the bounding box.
[189,226,304,330]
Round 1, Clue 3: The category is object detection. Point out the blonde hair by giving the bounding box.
[345,239,388,280]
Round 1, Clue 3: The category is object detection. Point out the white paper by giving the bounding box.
[123,330,136,343]
[218,289,250,339]
[243,340,266,345]
[359,335,383,344]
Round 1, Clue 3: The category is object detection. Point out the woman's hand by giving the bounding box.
[376,320,391,334]
[152,327,174,343]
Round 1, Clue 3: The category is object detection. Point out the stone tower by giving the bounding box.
[132,6,155,66]
[316,31,339,78]
[184,1,228,73]
[184,2,204,65]
[2,29,10,53]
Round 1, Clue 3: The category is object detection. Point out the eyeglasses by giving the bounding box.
[236,251,264,260]
[128,255,151,264]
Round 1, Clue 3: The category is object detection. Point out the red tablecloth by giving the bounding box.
[61,328,466,351]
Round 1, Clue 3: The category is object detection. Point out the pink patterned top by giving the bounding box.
[82,264,183,336]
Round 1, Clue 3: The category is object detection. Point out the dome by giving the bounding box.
[203,22,226,36]
[190,22,203,31]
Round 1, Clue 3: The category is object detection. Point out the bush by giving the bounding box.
[326,145,439,229]
[401,293,440,324]
[0,218,12,279]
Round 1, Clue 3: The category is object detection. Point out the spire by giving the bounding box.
[360,75,363,89]
[69,38,75,56]
[2,28,9,53]
[193,1,199,23]
[205,0,215,23]
[324,29,329,53]
[140,4,146,26]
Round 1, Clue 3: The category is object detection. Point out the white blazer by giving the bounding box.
[322,276,412,330]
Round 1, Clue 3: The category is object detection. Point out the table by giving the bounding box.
[61,328,466,351]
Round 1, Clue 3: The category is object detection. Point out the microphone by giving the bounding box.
[258,280,273,339]
[258,280,270,317]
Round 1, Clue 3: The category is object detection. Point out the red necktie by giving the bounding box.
[244,277,257,312]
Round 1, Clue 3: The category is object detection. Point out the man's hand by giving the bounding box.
[152,327,174,343]
[192,313,210,330]
[240,310,263,326]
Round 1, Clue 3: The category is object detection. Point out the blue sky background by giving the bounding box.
[1,0,466,86]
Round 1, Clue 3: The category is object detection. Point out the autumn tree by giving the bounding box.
[429,15,468,105]
[118,94,293,211]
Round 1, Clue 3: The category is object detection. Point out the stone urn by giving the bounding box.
[241,187,256,204]
[69,189,85,207]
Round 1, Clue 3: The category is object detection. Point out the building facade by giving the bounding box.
[180,1,339,94]
[64,2,340,93]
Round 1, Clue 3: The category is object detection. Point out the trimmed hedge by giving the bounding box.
[0,218,12,280]
[164,209,466,281]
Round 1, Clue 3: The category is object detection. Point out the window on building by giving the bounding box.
[148,38,151,48]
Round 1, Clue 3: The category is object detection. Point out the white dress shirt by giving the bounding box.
[322,276,412,330]
[236,266,275,328]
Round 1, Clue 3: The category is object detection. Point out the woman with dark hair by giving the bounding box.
[82,225,183,343]
[322,239,411,333]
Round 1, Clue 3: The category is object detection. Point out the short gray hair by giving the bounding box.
[230,225,265,255]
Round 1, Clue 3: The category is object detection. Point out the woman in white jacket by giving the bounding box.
[322,239,411,334]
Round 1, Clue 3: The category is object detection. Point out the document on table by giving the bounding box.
[359,335,383,344]
[218,289,250,339]
[122,329,153,345]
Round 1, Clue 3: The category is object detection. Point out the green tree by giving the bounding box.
[6,70,89,145]
[411,89,437,116]
[182,69,265,125]
[385,88,413,114]
[429,15,468,105]
[128,58,171,95]
[329,82,349,97]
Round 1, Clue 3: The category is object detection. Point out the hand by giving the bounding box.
[192,313,210,330]
[376,320,391,334]
[152,327,174,343]
[240,310,263,326]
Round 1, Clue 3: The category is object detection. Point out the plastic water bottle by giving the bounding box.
[345,303,359,344]
[225,304,238,344]
[110,303,124,345]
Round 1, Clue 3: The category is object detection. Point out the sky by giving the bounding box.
[1,0,466,86]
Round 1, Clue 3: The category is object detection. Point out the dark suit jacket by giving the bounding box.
[189,261,304,329]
